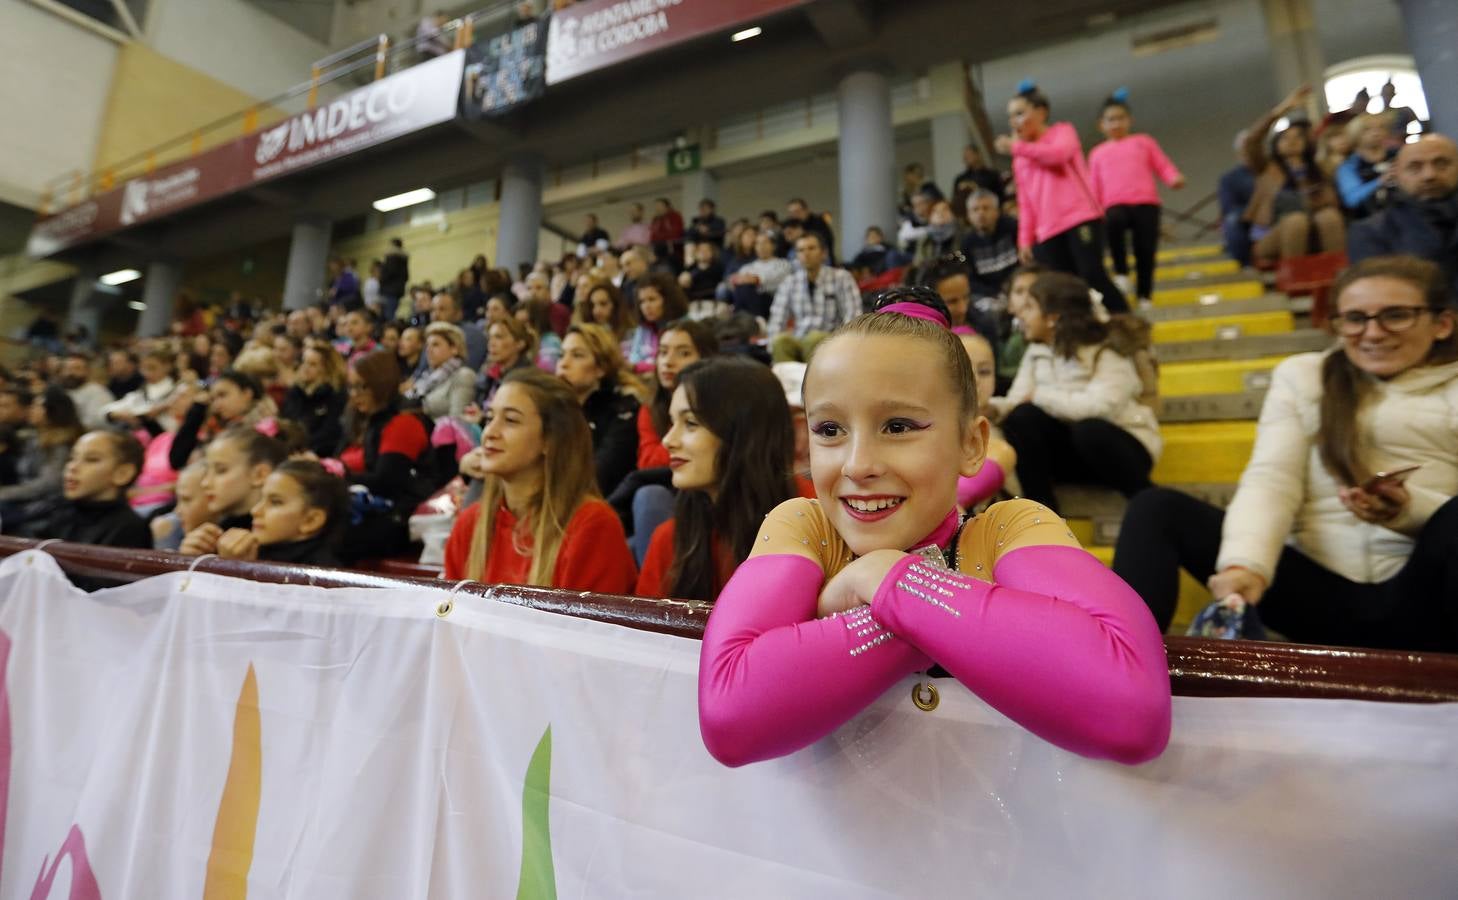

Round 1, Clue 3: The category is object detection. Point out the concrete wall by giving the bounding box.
[0,0,119,208]
[145,0,330,102]
[92,43,290,174]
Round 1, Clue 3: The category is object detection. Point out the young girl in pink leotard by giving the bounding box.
[698,286,1171,767]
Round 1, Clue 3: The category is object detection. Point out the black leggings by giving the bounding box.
[1031,218,1129,313]
[999,403,1153,513]
[1112,487,1458,650]
[1105,204,1161,301]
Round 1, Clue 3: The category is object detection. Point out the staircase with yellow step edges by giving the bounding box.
[1064,243,1332,633]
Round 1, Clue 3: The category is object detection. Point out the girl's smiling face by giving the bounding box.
[805,333,985,556]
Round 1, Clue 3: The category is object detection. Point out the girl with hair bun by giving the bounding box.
[698,286,1171,768]
[995,80,1129,311]
[1087,88,1186,304]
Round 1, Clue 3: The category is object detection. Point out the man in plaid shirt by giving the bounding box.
[768,233,864,362]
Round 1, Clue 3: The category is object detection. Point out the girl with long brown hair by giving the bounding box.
[442,368,636,591]
[635,357,801,601]
[1115,255,1458,650]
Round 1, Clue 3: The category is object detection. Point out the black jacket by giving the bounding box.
[259,535,340,568]
[348,405,446,516]
[281,384,346,458]
[379,250,410,298]
[42,497,151,549]
[582,383,639,497]
[1348,192,1458,296]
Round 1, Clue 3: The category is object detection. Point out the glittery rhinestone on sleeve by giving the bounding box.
[839,606,897,656]
[895,561,975,617]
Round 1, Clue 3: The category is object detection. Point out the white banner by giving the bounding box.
[1,549,1456,898]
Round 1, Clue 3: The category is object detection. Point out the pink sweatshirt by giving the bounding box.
[1011,122,1104,249]
[1087,134,1183,210]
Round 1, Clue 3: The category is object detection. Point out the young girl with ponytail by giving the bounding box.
[995,80,1129,311]
[1114,255,1458,649]
[1087,88,1185,304]
[698,286,1171,768]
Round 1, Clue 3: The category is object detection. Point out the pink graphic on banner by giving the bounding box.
[0,630,102,899]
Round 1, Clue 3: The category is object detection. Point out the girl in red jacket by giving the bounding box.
[443,368,636,593]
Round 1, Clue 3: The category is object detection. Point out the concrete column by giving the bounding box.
[1398,0,1458,135]
[137,260,182,338]
[496,154,545,274]
[283,215,333,311]
[837,66,897,261]
[930,111,969,197]
[67,265,101,349]
[1259,0,1327,116]
[681,168,717,218]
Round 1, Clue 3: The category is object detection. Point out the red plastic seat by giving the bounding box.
[1276,251,1347,328]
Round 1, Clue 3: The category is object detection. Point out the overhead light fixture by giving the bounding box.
[100,268,141,286]
[127,301,147,311]
[731,26,762,42]
[372,188,436,212]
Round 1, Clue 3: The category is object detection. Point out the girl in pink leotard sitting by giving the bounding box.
[698,286,1171,767]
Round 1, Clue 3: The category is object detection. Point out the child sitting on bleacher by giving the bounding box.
[179,426,288,556]
[151,462,209,551]
[213,460,350,567]
[1114,256,1458,650]
[955,328,1019,509]
[991,272,1160,512]
[38,428,151,549]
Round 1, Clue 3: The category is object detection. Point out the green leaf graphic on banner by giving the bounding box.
[516,725,556,900]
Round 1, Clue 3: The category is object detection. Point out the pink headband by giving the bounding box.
[254,417,279,438]
[879,302,950,328]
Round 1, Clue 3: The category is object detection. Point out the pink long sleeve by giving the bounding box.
[1145,134,1183,187]
[698,554,932,767]
[1011,124,1080,166]
[870,545,1171,764]
[956,459,1005,509]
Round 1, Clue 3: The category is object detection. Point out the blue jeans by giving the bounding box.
[630,485,675,565]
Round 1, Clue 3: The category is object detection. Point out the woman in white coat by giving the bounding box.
[1114,256,1458,649]
[990,271,1160,512]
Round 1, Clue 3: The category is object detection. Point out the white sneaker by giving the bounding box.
[1112,273,1132,296]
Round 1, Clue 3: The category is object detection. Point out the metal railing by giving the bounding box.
[37,2,521,216]
[4,535,1457,703]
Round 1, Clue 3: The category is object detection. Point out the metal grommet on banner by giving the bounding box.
[911,681,940,712]
[28,539,61,564]
[437,579,473,618]
[180,553,217,592]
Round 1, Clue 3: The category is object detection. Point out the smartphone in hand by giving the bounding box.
[1361,465,1421,493]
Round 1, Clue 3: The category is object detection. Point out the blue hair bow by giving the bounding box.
[1112,86,1130,103]
[1016,78,1037,94]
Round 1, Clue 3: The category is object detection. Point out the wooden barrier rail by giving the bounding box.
[3,536,1457,703]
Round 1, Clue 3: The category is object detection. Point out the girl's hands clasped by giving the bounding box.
[816,549,909,619]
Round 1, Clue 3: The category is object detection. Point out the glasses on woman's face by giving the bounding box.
[1335,306,1439,336]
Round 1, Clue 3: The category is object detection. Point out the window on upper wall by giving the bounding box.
[52,0,149,35]
[1324,55,1430,142]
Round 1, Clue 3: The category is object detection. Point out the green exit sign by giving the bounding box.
[667,144,701,176]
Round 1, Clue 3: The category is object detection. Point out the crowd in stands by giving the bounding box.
[3,78,1455,669]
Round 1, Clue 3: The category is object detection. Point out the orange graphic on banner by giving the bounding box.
[203,664,262,900]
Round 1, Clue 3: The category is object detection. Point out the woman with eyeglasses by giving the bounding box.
[1113,255,1458,650]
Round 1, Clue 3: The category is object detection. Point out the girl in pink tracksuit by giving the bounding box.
[1088,88,1186,303]
[997,80,1130,312]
